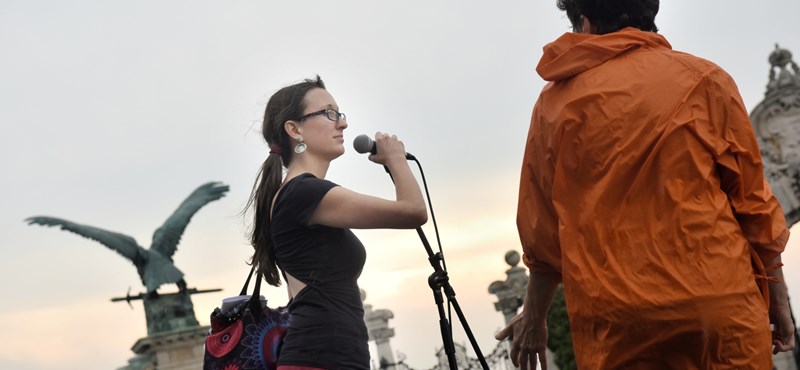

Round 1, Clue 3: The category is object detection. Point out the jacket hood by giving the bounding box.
[536,28,672,81]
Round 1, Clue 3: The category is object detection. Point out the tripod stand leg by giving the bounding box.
[444,285,490,370]
[431,286,458,370]
[418,227,489,370]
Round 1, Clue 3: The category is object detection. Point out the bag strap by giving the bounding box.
[249,268,265,319]
[229,266,264,319]
[239,266,257,296]
[243,265,290,319]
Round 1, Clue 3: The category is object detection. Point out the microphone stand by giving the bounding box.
[381,161,488,370]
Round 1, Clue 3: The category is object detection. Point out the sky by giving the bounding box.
[2,1,800,369]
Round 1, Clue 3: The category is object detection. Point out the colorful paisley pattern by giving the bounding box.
[204,301,291,370]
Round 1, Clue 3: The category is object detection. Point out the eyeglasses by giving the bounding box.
[298,109,346,122]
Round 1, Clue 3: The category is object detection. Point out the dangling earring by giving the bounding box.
[294,135,307,154]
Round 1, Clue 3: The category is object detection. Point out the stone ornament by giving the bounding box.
[751,45,800,227]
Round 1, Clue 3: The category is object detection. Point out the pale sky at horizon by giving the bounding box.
[2,1,800,369]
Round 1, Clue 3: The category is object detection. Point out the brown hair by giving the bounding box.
[246,75,326,286]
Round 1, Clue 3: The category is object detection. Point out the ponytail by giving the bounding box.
[246,153,284,285]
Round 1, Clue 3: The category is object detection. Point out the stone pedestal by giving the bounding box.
[118,326,208,370]
[142,291,201,335]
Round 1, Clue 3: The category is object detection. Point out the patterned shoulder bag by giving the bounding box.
[203,266,291,370]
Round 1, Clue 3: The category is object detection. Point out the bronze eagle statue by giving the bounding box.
[26,182,229,294]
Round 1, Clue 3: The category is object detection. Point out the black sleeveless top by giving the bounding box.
[271,173,369,369]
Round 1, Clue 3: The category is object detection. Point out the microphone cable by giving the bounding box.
[409,156,455,338]
[411,157,447,273]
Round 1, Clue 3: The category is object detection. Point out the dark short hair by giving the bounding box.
[556,0,659,34]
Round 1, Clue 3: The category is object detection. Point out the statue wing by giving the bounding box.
[150,182,229,258]
[26,216,146,264]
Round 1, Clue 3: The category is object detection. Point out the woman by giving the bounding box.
[246,75,427,370]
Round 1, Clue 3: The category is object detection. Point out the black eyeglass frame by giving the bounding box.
[298,109,346,122]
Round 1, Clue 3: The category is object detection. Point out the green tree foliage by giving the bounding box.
[546,285,577,370]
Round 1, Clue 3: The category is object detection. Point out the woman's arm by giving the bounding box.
[311,132,428,229]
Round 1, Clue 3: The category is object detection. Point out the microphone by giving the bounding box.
[353,134,416,160]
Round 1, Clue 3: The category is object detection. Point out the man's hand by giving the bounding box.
[766,258,796,354]
[496,311,549,370]
[771,300,796,354]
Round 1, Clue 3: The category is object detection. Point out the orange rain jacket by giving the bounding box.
[518,28,790,369]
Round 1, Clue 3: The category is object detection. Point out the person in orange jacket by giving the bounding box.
[496,1,796,369]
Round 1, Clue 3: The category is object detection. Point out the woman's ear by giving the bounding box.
[284,120,301,140]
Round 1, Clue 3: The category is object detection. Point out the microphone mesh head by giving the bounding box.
[353,134,373,154]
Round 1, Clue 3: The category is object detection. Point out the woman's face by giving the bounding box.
[296,88,348,160]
